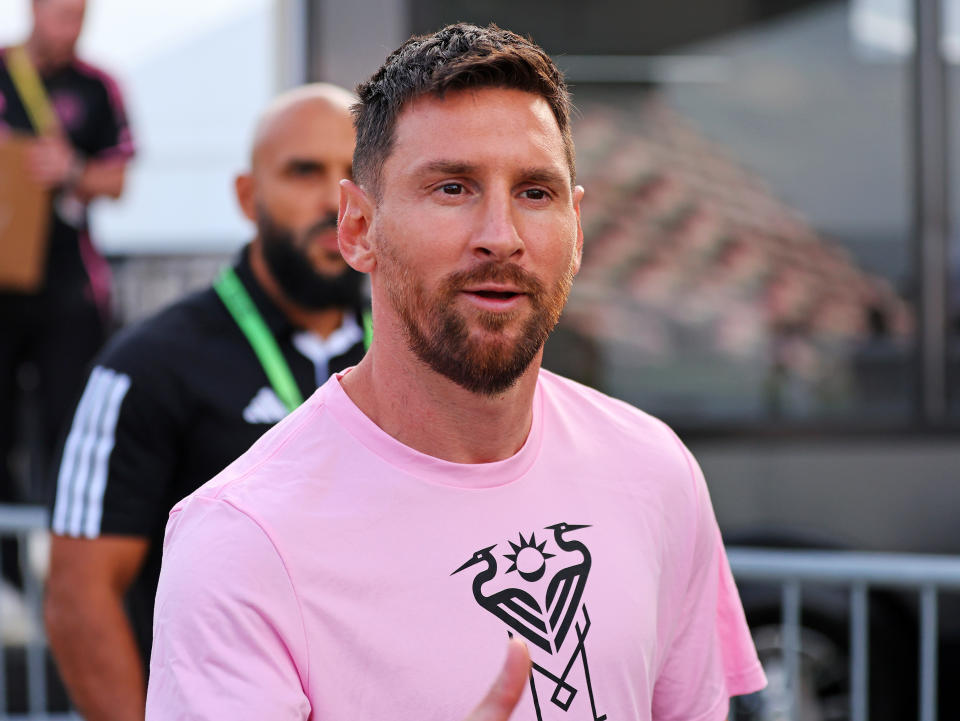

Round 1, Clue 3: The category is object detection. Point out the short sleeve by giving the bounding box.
[86,70,135,161]
[146,496,310,721]
[651,443,766,721]
[50,354,178,539]
[0,53,33,133]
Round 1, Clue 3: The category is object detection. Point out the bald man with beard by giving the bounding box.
[45,84,369,721]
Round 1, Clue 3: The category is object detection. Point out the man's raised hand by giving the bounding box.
[464,639,531,721]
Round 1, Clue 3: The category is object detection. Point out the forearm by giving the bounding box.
[74,158,127,201]
[45,588,146,721]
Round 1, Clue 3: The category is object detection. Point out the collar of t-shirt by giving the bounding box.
[318,370,546,489]
[292,313,364,386]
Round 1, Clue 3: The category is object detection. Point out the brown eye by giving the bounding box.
[288,161,325,178]
[441,183,464,195]
[523,188,548,200]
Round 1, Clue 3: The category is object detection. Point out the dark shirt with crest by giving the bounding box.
[0,47,134,299]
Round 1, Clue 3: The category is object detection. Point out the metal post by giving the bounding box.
[782,581,801,721]
[919,585,938,721]
[20,532,45,714]
[911,0,950,423]
[312,0,408,88]
[0,563,6,717]
[850,584,869,721]
[275,0,309,91]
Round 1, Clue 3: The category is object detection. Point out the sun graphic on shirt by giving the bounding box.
[504,532,556,582]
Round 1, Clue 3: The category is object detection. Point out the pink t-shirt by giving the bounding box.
[146,369,765,720]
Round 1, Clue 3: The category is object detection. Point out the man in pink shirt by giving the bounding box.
[146,23,766,721]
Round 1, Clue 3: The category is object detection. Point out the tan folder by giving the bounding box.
[0,132,50,292]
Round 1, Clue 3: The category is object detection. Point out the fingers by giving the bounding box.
[464,638,531,721]
[28,136,74,187]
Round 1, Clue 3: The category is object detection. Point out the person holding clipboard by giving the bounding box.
[0,0,134,525]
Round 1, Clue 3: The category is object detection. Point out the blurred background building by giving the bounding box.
[3,0,960,717]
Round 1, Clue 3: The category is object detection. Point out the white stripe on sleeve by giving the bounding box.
[53,367,111,534]
[51,366,132,537]
[81,372,131,537]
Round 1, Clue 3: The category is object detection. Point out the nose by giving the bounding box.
[321,175,341,215]
[471,192,524,261]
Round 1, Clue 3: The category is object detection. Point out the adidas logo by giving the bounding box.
[242,387,288,424]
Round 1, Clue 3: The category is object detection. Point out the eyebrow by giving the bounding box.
[283,158,327,173]
[412,160,569,187]
[520,167,569,187]
[414,160,476,178]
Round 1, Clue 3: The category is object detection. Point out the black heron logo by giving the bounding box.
[452,522,606,721]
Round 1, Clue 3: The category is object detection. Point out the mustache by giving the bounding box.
[443,262,545,297]
[303,213,339,240]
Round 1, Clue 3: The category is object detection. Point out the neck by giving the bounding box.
[249,241,345,338]
[339,306,540,464]
[23,34,67,73]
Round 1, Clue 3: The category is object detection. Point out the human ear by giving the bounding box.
[234,173,256,223]
[572,184,585,273]
[338,179,376,273]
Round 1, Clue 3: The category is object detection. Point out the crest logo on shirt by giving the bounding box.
[242,386,289,424]
[50,91,85,131]
[453,523,606,721]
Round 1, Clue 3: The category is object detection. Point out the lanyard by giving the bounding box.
[6,46,60,135]
[214,267,304,413]
[214,266,373,414]
[362,308,373,350]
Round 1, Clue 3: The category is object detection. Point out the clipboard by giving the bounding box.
[0,133,51,292]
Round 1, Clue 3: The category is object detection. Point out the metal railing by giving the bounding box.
[0,505,73,720]
[0,506,958,720]
[728,546,960,721]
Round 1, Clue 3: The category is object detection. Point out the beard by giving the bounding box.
[257,205,363,310]
[381,246,575,396]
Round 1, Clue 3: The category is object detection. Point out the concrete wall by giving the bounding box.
[693,437,960,555]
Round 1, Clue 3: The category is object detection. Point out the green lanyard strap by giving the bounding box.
[362,310,373,350]
[214,267,304,413]
[7,45,60,135]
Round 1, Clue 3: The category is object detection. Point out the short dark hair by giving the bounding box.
[353,23,574,199]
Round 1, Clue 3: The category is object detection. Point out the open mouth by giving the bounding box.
[470,290,522,301]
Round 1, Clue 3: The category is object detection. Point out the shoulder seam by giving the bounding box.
[210,399,327,500]
[101,288,224,356]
